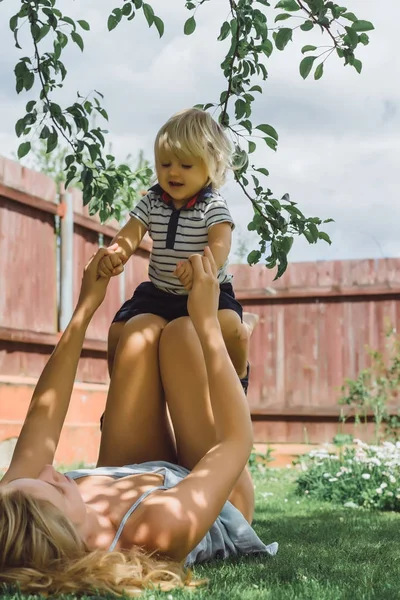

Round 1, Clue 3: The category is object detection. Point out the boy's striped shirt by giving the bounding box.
[130,184,234,294]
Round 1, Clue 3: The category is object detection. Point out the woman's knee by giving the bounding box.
[161,316,195,348]
[119,314,168,350]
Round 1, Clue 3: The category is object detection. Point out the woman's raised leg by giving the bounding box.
[159,316,255,523]
[97,314,177,467]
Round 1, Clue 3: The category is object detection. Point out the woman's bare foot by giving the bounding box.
[243,312,260,337]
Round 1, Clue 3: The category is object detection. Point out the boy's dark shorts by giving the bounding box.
[112,281,243,324]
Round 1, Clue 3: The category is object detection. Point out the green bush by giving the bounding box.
[296,440,400,511]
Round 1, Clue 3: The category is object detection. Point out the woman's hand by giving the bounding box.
[76,244,123,315]
[187,246,220,333]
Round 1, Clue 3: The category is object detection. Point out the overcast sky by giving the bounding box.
[0,0,398,263]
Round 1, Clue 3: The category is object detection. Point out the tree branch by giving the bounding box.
[296,0,339,47]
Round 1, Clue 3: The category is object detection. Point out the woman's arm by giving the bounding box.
[138,250,253,560]
[1,248,114,485]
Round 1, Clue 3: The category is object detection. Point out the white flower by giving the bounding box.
[361,473,371,480]
[380,482,388,489]
[376,488,383,495]
[344,501,359,508]
[329,477,338,482]
[389,476,396,484]
[323,473,331,478]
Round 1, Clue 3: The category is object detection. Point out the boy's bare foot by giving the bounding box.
[243,312,260,337]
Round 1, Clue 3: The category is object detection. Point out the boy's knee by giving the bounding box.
[219,311,249,344]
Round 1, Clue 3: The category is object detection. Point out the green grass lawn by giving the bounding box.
[2,468,400,600]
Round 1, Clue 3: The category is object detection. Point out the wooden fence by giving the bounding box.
[231,260,400,445]
[1,155,400,464]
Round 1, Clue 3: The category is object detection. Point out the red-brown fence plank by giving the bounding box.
[0,195,57,334]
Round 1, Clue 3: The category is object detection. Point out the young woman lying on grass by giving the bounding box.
[0,246,277,597]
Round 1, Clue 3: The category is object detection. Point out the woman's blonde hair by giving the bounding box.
[155,108,233,189]
[0,488,201,597]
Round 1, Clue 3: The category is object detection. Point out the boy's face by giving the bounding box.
[156,147,209,206]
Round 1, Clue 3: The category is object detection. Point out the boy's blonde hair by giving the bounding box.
[0,488,202,596]
[155,108,233,189]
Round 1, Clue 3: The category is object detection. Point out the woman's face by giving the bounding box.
[7,465,87,530]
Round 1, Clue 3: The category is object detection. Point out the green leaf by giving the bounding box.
[15,118,25,137]
[341,12,357,22]
[249,85,262,93]
[184,16,196,35]
[270,198,281,210]
[65,154,75,169]
[264,137,277,151]
[107,15,118,31]
[71,31,84,51]
[359,33,369,46]
[122,3,133,16]
[352,58,362,74]
[248,141,256,154]
[303,229,315,244]
[254,167,269,177]
[9,14,18,31]
[352,20,374,32]
[235,98,247,120]
[88,144,99,163]
[143,3,154,26]
[256,123,278,141]
[299,55,317,79]
[314,62,324,80]
[274,13,291,22]
[247,250,262,265]
[307,222,319,242]
[275,0,300,11]
[13,28,22,50]
[37,24,50,43]
[318,231,332,244]
[46,131,58,153]
[23,72,34,91]
[39,125,50,139]
[60,16,76,30]
[218,21,230,41]
[30,23,41,41]
[300,20,313,31]
[275,28,292,51]
[301,44,317,54]
[153,16,164,37]
[77,20,90,31]
[280,236,294,254]
[275,253,288,279]
[17,141,31,159]
[344,26,358,48]
[26,100,36,112]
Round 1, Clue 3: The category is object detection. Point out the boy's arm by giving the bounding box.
[207,222,232,269]
[109,216,148,263]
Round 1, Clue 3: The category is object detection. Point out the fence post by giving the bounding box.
[60,190,74,330]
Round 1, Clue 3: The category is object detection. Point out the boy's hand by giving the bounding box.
[97,248,124,278]
[173,260,194,291]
